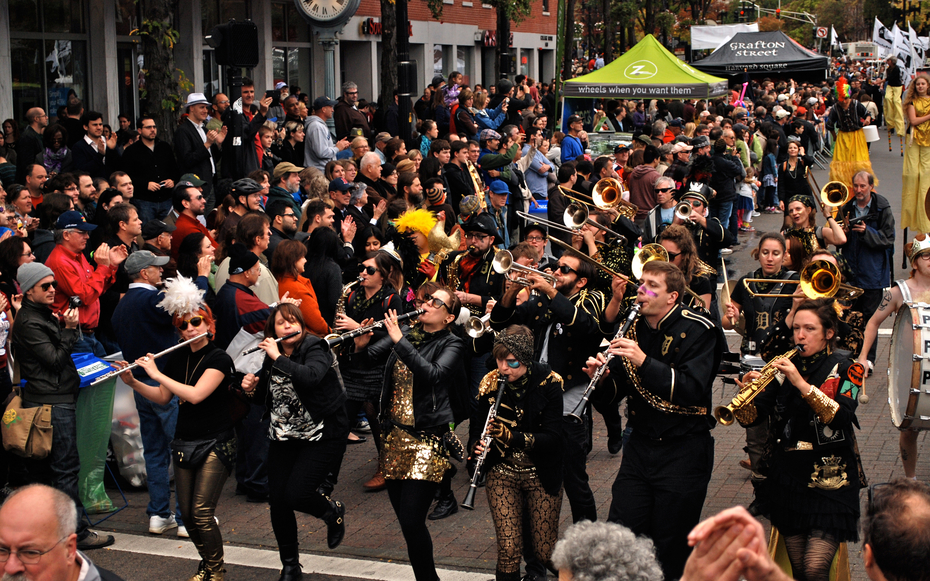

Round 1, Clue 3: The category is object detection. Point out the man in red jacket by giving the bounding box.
[169,181,216,259]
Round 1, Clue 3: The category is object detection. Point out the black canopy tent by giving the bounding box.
[692,31,828,81]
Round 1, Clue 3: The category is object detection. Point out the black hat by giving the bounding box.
[142,219,176,240]
[690,136,710,149]
[523,221,548,239]
[463,213,503,245]
[228,243,259,275]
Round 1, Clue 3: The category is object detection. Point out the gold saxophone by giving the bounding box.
[324,280,359,353]
[466,160,487,210]
[714,345,802,425]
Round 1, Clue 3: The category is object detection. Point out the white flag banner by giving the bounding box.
[873,18,893,52]
[893,25,914,84]
[831,26,842,50]
[909,24,925,76]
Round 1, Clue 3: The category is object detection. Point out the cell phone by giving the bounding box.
[265,89,280,107]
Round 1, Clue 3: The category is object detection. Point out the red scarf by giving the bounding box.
[457,254,482,292]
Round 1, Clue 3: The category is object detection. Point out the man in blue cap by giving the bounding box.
[487,180,512,248]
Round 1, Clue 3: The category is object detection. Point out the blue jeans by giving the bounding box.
[710,201,734,244]
[134,386,182,523]
[132,199,173,225]
[16,403,90,537]
[73,333,107,358]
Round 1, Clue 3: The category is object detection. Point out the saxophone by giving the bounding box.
[714,345,803,425]
[324,280,359,353]
[466,160,488,210]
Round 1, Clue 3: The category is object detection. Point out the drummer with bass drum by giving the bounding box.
[858,235,930,479]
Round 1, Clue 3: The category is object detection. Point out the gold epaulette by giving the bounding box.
[545,370,565,391]
[478,370,501,397]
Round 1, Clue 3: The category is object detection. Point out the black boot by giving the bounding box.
[428,490,459,520]
[496,570,521,581]
[278,543,302,581]
[323,500,346,549]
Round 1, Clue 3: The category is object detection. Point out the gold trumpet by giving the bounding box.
[563,201,629,245]
[675,201,694,223]
[741,259,863,300]
[465,314,493,338]
[631,244,669,280]
[492,249,556,285]
[715,346,803,425]
[515,211,611,247]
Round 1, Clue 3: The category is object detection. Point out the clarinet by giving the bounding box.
[324,309,425,348]
[461,375,507,510]
[566,302,642,423]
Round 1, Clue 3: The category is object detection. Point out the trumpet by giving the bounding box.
[462,375,506,510]
[515,211,611,247]
[741,259,863,301]
[492,249,556,285]
[567,303,642,423]
[465,314,493,338]
[631,244,670,280]
[563,201,629,245]
[675,201,694,223]
[324,309,425,348]
[90,332,213,386]
[714,346,802,425]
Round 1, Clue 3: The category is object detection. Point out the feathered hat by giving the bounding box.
[156,276,206,317]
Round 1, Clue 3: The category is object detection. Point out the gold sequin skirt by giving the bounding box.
[381,426,450,483]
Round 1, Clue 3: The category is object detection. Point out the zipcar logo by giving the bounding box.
[624,60,658,79]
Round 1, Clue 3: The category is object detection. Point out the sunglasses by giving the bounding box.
[359,265,377,275]
[655,187,673,193]
[39,281,54,292]
[178,316,204,330]
[557,264,576,275]
[415,295,449,311]
[666,250,682,260]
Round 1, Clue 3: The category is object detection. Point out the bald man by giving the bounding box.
[0,484,125,581]
[16,107,48,182]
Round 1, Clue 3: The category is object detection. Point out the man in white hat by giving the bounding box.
[174,93,226,212]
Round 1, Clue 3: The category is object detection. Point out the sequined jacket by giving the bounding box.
[352,326,468,428]
[250,335,347,424]
[469,364,565,496]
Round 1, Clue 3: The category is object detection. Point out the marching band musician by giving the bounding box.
[346,282,469,581]
[675,184,728,266]
[583,261,723,581]
[471,325,564,581]
[731,298,865,581]
[655,224,715,314]
[858,235,930,479]
[335,248,405,491]
[490,248,624,524]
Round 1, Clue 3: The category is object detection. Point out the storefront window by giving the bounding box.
[9,0,39,32]
[271,3,286,42]
[43,0,86,34]
[433,45,444,76]
[456,47,471,84]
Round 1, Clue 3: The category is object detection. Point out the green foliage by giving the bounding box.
[132,19,191,114]
[129,18,180,50]
[422,0,530,22]
[656,11,676,35]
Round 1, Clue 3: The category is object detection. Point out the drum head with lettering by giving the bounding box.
[890,303,917,428]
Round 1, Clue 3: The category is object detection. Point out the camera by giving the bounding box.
[68,296,82,309]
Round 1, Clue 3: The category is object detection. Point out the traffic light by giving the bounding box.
[775,8,780,18]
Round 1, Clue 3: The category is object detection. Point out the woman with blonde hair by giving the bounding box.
[902,72,930,232]
[683,122,696,138]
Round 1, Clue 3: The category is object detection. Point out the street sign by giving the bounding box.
[816,27,828,38]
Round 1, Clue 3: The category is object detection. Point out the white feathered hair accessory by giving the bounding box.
[157,276,206,317]
[454,306,471,326]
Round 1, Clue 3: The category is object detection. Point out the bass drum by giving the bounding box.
[889,303,930,429]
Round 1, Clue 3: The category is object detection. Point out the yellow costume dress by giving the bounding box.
[902,96,930,232]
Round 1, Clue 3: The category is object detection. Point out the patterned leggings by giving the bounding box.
[783,530,839,581]
[486,464,562,575]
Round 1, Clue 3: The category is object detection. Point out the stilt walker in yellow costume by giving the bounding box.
[884,56,906,155]
[902,73,930,232]
[827,77,875,190]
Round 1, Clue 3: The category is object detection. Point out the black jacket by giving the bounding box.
[10,299,81,404]
[221,106,266,179]
[439,247,505,317]
[351,326,467,427]
[72,138,119,179]
[709,152,745,204]
[122,139,180,202]
[470,363,564,495]
[252,335,347,424]
[173,119,216,198]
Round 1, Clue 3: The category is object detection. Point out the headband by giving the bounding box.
[494,332,534,369]
[788,194,815,209]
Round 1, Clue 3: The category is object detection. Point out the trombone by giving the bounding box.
[806,172,851,219]
[515,211,611,247]
[562,201,629,245]
[548,237,641,290]
[492,249,556,285]
[741,259,863,300]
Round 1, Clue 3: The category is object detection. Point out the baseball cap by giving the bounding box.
[777,93,789,102]
[567,115,583,125]
[125,250,170,277]
[668,119,683,128]
[796,106,808,115]
[275,81,288,90]
[636,134,653,146]
[690,136,710,149]
[775,109,790,120]
[313,96,338,110]
[672,142,693,154]
[273,161,304,181]
[141,219,176,240]
[489,181,510,196]
[808,97,819,105]
[179,173,207,187]
[329,178,353,192]
[55,211,96,231]
[614,144,631,154]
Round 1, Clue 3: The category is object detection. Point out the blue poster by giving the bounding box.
[560,98,597,133]
[48,87,71,112]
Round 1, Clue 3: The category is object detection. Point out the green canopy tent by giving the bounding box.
[563,34,729,100]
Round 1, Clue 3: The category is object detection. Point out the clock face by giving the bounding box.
[297,0,355,23]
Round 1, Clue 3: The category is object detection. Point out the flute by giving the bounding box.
[241,331,301,355]
[90,332,212,386]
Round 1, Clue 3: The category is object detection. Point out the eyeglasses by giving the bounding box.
[465,233,490,241]
[22,251,34,257]
[346,91,358,95]
[359,265,377,275]
[526,235,546,242]
[414,295,449,311]
[556,264,576,275]
[0,536,68,564]
[282,212,296,219]
[39,282,54,292]
[178,316,204,330]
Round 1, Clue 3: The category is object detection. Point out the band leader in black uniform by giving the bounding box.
[347,282,467,581]
[471,325,564,581]
[490,248,622,524]
[676,184,728,266]
[732,299,865,581]
[585,260,722,580]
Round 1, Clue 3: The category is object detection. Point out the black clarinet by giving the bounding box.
[462,375,507,510]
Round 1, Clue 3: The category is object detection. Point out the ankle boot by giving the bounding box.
[428,490,458,520]
[495,570,521,581]
[278,543,302,581]
[323,499,346,549]
[185,561,208,581]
